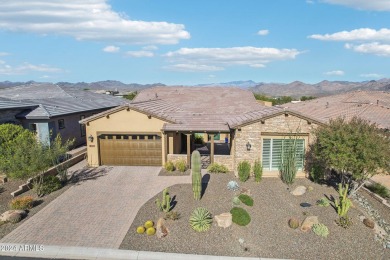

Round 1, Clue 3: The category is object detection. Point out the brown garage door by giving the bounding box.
[99,134,162,166]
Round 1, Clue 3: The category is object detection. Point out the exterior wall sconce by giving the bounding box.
[246,142,251,151]
[88,135,94,143]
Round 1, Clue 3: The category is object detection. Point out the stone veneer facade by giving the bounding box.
[232,113,319,177]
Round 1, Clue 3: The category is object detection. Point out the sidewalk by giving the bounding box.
[0,243,281,260]
[371,174,390,190]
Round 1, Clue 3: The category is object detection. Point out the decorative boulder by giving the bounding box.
[0,174,7,184]
[363,218,375,229]
[156,218,169,238]
[291,186,307,196]
[301,216,319,232]
[240,188,251,196]
[215,213,232,228]
[0,210,26,223]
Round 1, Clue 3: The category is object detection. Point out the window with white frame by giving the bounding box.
[262,138,305,171]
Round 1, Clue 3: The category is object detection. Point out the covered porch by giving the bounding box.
[162,129,234,170]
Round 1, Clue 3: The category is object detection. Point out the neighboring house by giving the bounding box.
[282,90,390,130]
[0,83,124,146]
[80,87,323,177]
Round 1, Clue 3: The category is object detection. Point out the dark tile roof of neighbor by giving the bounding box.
[0,97,37,110]
[283,91,390,129]
[0,83,125,119]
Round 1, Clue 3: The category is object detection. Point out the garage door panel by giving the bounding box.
[99,134,162,166]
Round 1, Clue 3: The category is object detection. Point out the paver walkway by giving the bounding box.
[0,166,191,248]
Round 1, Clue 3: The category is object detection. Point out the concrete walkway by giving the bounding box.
[0,243,280,260]
[0,166,191,248]
[371,174,390,190]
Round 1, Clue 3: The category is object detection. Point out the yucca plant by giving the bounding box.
[189,207,213,232]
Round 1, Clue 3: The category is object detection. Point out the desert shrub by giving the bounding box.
[312,223,329,237]
[232,196,241,206]
[309,162,325,184]
[164,161,175,172]
[227,180,239,191]
[288,218,300,229]
[237,161,251,182]
[189,207,213,232]
[40,175,62,195]
[194,135,204,144]
[175,159,187,172]
[230,207,251,226]
[8,213,22,224]
[164,211,181,221]
[316,197,330,207]
[365,183,390,198]
[207,163,228,174]
[9,196,34,210]
[253,160,263,182]
[336,216,353,229]
[238,194,254,207]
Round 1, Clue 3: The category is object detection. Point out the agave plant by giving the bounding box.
[227,180,239,191]
[189,207,213,232]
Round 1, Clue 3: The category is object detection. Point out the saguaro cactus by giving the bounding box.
[191,150,202,200]
[156,188,171,212]
[335,183,351,217]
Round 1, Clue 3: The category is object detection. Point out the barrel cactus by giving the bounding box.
[146,227,156,235]
[288,218,300,229]
[144,220,154,229]
[136,226,145,234]
[191,150,202,200]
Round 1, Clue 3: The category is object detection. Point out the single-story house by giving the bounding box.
[80,87,327,177]
[0,83,124,146]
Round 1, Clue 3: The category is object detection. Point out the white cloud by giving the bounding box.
[165,64,224,72]
[309,28,390,41]
[164,46,301,71]
[142,45,158,51]
[257,29,269,36]
[360,73,383,78]
[126,50,154,58]
[321,0,390,11]
[103,45,120,53]
[0,0,190,45]
[0,52,10,56]
[0,61,62,75]
[324,70,345,76]
[306,0,315,4]
[345,42,390,56]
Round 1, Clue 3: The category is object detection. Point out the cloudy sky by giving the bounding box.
[0,0,390,84]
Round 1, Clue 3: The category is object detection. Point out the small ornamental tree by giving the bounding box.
[312,116,390,195]
[0,124,73,196]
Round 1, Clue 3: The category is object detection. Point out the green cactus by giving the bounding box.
[312,223,329,237]
[334,183,352,217]
[191,150,202,200]
[155,188,171,213]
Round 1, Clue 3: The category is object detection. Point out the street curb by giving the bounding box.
[0,243,285,260]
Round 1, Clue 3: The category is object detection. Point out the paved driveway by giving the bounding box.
[0,166,191,248]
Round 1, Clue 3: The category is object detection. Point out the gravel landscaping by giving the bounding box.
[120,173,390,260]
[0,179,71,240]
[158,168,190,176]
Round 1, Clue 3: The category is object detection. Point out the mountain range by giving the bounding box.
[0,79,389,97]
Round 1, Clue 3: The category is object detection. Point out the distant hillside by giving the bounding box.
[0,79,389,97]
[196,80,258,88]
[250,79,390,97]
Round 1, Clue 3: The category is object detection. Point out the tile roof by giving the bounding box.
[0,97,37,110]
[283,90,390,129]
[0,83,124,119]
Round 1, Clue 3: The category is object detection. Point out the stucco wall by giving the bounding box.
[233,113,319,177]
[0,109,23,124]
[85,108,167,167]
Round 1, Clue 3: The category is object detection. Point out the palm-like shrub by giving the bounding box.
[189,207,213,232]
[237,161,251,182]
[253,160,263,182]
